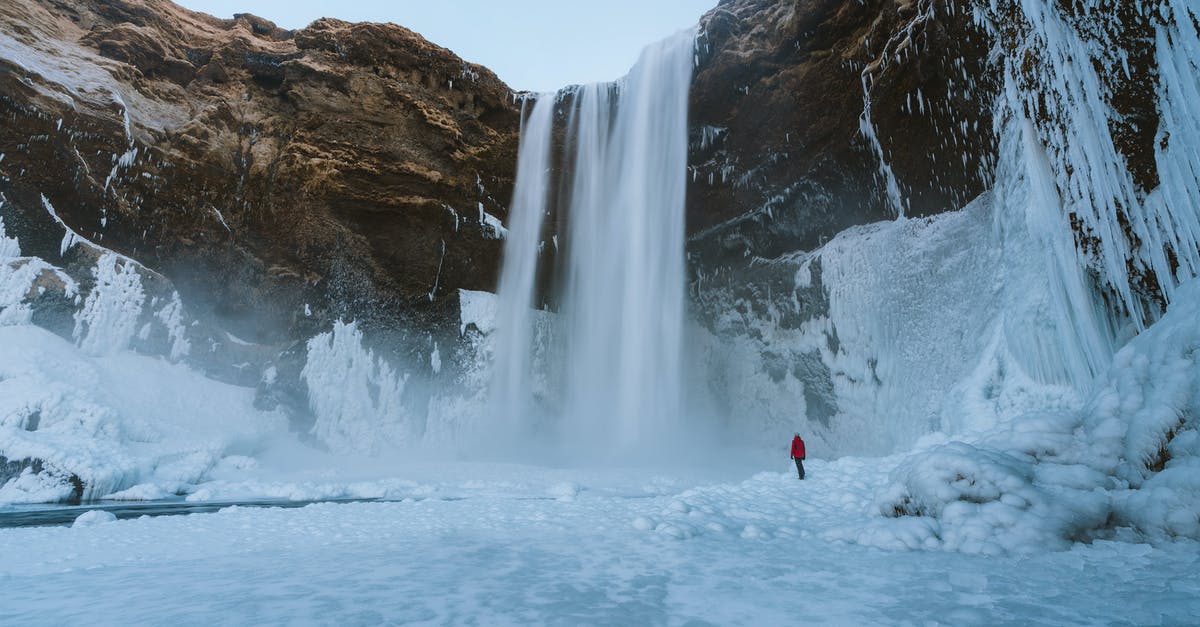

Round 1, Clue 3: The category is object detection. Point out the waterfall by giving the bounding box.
[490,29,695,454]
[489,96,556,441]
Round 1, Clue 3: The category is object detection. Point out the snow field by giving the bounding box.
[0,459,1196,625]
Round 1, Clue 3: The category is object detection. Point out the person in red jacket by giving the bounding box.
[790,433,806,480]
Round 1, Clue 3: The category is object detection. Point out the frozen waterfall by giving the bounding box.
[489,29,695,454]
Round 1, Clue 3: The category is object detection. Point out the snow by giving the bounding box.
[1,256,77,327]
[478,202,507,239]
[222,331,254,346]
[458,288,497,335]
[72,252,145,356]
[0,12,185,131]
[0,457,1196,624]
[209,206,231,232]
[0,215,18,259]
[0,324,287,504]
[40,194,83,257]
[153,292,190,361]
[1,214,78,326]
[70,509,115,527]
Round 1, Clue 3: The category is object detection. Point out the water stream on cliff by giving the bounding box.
[489,97,556,442]
[490,29,695,456]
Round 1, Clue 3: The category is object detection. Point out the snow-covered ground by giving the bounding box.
[1,458,1197,625]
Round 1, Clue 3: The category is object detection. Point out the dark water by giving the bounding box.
[0,497,388,529]
[0,491,658,529]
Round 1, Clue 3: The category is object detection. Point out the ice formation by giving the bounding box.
[72,252,145,356]
[1,198,284,504]
[302,321,415,455]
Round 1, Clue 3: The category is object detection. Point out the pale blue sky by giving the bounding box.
[174,1,715,92]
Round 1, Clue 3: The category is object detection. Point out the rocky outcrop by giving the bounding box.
[0,0,519,356]
[685,0,1175,312]
[683,0,1194,448]
[686,0,997,272]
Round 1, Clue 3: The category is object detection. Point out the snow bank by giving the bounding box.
[857,280,1200,552]
[72,510,117,527]
[0,325,287,505]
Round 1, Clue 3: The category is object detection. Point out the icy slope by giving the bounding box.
[1,214,289,503]
[0,324,287,504]
[863,279,1200,551]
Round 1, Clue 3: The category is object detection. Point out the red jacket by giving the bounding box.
[790,436,806,460]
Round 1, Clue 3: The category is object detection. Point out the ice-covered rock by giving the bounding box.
[72,510,117,527]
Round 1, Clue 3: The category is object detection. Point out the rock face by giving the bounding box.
[0,0,519,353]
[683,0,1003,436]
[683,0,1193,449]
[686,0,997,270]
[685,0,1173,308]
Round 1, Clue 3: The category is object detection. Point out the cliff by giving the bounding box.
[0,0,519,350]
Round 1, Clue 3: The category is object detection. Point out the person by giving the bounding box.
[790,433,806,480]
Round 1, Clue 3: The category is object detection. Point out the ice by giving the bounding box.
[0,456,1195,624]
[852,278,1200,551]
[995,0,1200,327]
[40,194,83,257]
[0,215,18,259]
[209,206,231,232]
[301,321,415,454]
[1,255,78,327]
[152,293,189,362]
[72,252,145,356]
[479,206,507,239]
[458,288,497,336]
[0,324,287,505]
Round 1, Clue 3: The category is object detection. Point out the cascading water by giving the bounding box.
[489,97,555,442]
[490,29,695,455]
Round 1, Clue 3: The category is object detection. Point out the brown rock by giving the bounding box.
[686,0,997,271]
[0,0,519,349]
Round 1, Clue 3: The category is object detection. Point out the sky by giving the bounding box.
[173,1,716,92]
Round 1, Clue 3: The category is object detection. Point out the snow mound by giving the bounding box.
[859,279,1200,552]
[0,325,287,505]
[72,510,117,527]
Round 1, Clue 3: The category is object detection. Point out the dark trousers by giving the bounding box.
[793,458,805,479]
